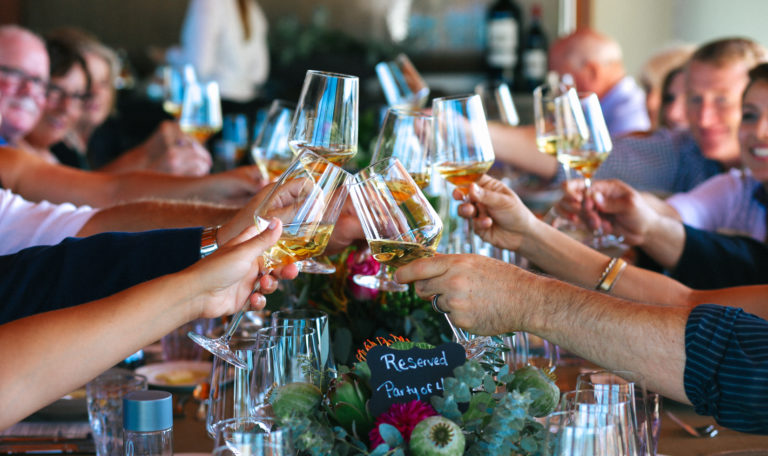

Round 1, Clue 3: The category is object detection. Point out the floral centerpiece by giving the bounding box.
[268,336,560,456]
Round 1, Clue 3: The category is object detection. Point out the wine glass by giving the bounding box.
[161,63,196,119]
[474,80,519,126]
[179,79,223,144]
[433,94,495,255]
[251,99,296,182]
[355,107,433,292]
[223,114,250,164]
[188,150,351,368]
[212,417,292,456]
[544,406,624,455]
[288,70,358,274]
[270,309,336,384]
[258,325,322,386]
[375,53,430,109]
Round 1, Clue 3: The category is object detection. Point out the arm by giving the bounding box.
[395,255,691,402]
[0,221,294,429]
[485,123,560,180]
[0,146,264,207]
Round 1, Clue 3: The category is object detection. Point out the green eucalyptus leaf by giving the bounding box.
[378,423,404,448]
[370,443,391,456]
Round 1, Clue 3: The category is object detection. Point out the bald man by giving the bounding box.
[549,28,650,136]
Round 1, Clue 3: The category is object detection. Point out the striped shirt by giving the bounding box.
[684,304,768,434]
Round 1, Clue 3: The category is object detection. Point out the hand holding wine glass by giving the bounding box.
[189,150,350,368]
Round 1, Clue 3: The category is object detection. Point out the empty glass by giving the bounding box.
[544,409,622,456]
[474,80,519,126]
[86,370,148,456]
[375,54,430,109]
[258,325,322,386]
[213,417,293,456]
[270,309,336,380]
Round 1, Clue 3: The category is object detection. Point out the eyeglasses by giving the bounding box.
[46,83,89,107]
[0,64,48,99]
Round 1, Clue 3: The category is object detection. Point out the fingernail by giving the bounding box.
[267,218,278,230]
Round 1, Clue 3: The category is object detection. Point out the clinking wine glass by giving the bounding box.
[251,99,297,182]
[288,70,359,274]
[355,108,433,292]
[375,53,430,109]
[179,79,223,144]
[433,94,495,255]
[474,80,519,127]
[162,63,196,119]
[188,150,351,368]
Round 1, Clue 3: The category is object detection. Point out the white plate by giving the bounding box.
[135,361,212,392]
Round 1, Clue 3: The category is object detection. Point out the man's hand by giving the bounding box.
[117,121,212,176]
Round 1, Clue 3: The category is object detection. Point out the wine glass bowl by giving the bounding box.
[251,99,296,182]
[179,79,223,144]
[474,80,519,126]
[375,53,430,109]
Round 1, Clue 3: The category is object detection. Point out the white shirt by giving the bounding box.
[171,0,269,102]
[667,168,766,241]
[0,189,96,255]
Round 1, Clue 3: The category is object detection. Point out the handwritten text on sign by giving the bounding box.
[367,343,466,417]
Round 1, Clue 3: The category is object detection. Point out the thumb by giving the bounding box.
[225,218,283,255]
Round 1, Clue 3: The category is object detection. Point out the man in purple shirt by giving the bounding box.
[549,28,650,136]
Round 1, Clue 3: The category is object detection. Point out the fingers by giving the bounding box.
[394,255,450,285]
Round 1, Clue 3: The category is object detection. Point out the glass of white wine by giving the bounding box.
[161,63,196,119]
[433,94,495,255]
[188,149,351,368]
[251,99,297,183]
[354,108,433,292]
[179,79,223,144]
[375,53,430,109]
[288,70,358,274]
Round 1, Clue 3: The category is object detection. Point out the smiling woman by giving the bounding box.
[21,36,91,165]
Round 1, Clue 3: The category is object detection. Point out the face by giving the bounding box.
[738,80,768,183]
[661,71,688,130]
[686,60,750,167]
[0,34,49,142]
[25,64,88,148]
[80,51,114,128]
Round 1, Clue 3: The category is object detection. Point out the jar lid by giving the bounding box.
[123,390,173,432]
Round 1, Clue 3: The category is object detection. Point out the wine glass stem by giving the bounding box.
[444,314,468,343]
[583,177,605,238]
[223,271,266,341]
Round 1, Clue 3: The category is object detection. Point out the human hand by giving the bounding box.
[394,254,532,335]
[326,196,365,255]
[186,219,299,319]
[454,175,539,251]
[206,165,268,206]
[140,121,213,176]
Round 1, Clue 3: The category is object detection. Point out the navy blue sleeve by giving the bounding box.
[684,304,768,434]
[672,225,768,289]
[0,228,202,324]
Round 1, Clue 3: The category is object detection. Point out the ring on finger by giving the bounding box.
[431,294,449,314]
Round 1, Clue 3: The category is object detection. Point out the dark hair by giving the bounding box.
[657,65,686,129]
[690,37,767,68]
[45,36,91,93]
[743,62,768,98]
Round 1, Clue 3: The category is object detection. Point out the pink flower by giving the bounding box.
[368,400,438,448]
[346,251,381,301]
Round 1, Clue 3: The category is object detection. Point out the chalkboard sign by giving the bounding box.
[367,343,466,417]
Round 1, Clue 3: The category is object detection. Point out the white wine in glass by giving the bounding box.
[188,150,350,368]
[179,80,223,144]
[251,99,296,182]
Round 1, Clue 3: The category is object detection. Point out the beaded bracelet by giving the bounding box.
[595,257,627,292]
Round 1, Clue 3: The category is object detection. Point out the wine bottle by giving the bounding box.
[486,0,523,86]
[522,3,549,92]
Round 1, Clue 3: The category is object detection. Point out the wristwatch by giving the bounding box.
[200,226,220,258]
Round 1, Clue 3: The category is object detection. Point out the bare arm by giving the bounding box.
[0,146,263,208]
[486,123,560,179]
[395,255,691,402]
[0,222,295,429]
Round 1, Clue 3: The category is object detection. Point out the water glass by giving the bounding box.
[161,318,216,361]
[544,409,622,456]
[270,309,336,378]
[86,370,147,456]
[257,325,322,386]
[213,417,293,456]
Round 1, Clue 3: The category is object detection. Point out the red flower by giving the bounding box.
[368,400,438,448]
[346,250,381,301]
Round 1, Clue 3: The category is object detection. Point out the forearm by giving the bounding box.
[638,215,686,269]
[94,144,149,174]
[0,269,198,429]
[686,285,768,320]
[486,123,559,179]
[78,201,237,237]
[522,274,691,401]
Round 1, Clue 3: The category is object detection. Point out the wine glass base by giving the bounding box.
[353,273,408,292]
[296,258,336,274]
[586,234,627,257]
[187,331,248,369]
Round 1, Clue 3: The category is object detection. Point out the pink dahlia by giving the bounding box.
[368,400,438,448]
[346,250,381,301]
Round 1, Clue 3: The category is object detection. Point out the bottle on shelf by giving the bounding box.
[485,0,523,87]
[522,3,549,92]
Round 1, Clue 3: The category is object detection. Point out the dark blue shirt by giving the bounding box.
[685,304,768,434]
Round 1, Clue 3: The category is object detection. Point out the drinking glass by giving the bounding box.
[355,107,433,292]
[502,332,557,374]
[213,417,293,456]
[375,53,430,109]
[533,81,564,158]
[223,114,250,164]
[179,79,223,144]
[189,150,351,368]
[543,408,622,456]
[288,70,358,274]
[251,100,296,182]
[86,370,148,456]
[270,309,336,381]
[258,325,322,386]
[433,94,495,255]
[161,318,216,361]
[162,63,196,119]
[474,80,519,126]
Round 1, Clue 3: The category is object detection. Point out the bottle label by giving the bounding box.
[487,18,518,68]
[524,49,548,80]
